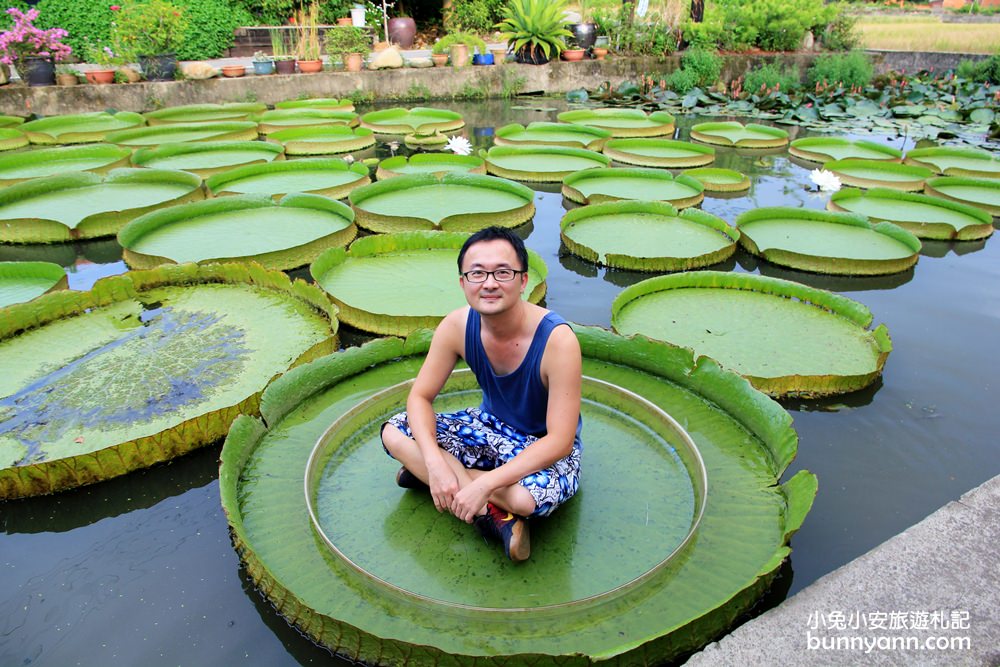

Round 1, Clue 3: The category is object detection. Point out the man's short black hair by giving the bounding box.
[457,226,529,274]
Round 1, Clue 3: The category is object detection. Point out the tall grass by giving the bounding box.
[857,19,1000,53]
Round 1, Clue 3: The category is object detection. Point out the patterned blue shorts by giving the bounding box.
[383,407,581,518]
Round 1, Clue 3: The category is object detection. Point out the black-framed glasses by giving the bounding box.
[460,269,524,283]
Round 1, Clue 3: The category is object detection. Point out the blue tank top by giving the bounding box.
[464,309,583,441]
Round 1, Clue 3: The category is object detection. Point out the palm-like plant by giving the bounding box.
[495,0,573,64]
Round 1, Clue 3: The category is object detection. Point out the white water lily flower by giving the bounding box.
[810,168,842,192]
[445,135,473,156]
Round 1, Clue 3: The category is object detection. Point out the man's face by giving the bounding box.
[459,239,528,316]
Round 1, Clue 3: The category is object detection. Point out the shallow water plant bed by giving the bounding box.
[252,109,360,135]
[557,108,676,137]
[560,201,737,271]
[130,141,284,178]
[683,167,750,193]
[789,137,902,163]
[219,328,815,663]
[690,122,789,149]
[119,194,357,271]
[824,159,932,192]
[612,271,892,397]
[105,122,260,148]
[0,169,204,244]
[349,172,534,232]
[735,207,921,275]
[274,98,355,112]
[0,262,338,499]
[205,159,370,199]
[0,128,28,151]
[143,103,267,125]
[18,112,145,145]
[923,177,1000,218]
[494,122,611,150]
[483,145,610,182]
[375,153,486,179]
[310,231,546,335]
[602,138,715,168]
[0,144,132,186]
[266,126,375,155]
[562,168,704,208]
[0,261,67,309]
[904,147,1000,178]
[359,107,465,134]
[829,187,994,241]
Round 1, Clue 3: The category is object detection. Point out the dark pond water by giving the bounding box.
[2,99,999,667]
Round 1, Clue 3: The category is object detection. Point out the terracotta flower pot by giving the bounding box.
[450,43,469,67]
[491,49,507,64]
[86,69,116,84]
[221,65,246,78]
[337,17,353,26]
[343,52,364,72]
[593,47,608,60]
[297,59,323,73]
[561,49,586,61]
[56,72,79,86]
[431,53,448,67]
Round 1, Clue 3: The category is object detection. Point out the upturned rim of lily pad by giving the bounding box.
[494,122,612,150]
[556,108,676,137]
[904,146,1000,178]
[252,109,361,135]
[562,167,705,208]
[689,121,789,148]
[602,138,715,168]
[923,176,1000,218]
[265,125,375,155]
[829,187,994,241]
[789,137,902,163]
[359,106,465,134]
[130,141,284,178]
[0,143,132,186]
[823,158,933,192]
[205,158,370,199]
[483,145,611,182]
[19,111,146,145]
[104,121,260,148]
[376,153,486,180]
[143,103,268,125]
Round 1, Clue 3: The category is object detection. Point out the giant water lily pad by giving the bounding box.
[483,145,610,182]
[0,262,338,498]
[310,231,546,335]
[560,201,737,271]
[349,172,534,232]
[119,194,357,270]
[735,207,921,275]
[683,167,751,193]
[829,187,994,241]
[143,103,267,125]
[0,128,28,151]
[375,153,486,179]
[105,122,260,147]
[612,271,891,396]
[924,176,1000,218]
[602,138,715,168]
[359,107,465,134]
[205,159,370,199]
[19,112,145,145]
[690,122,789,148]
[0,115,24,128]
[0,144,132,186]
[494,122,611,150]
[252,109,360,135]
[824,159,932,192]
[789,137,902,163]
[274,98,355,112]
[266,126,375,155]
[562,167,704,208]
[904,147,1000,178]
[557,108,676,137]
[131,141,284,178]
[0,169,204,244]
[0,261,67,308]
[219,328,815,663]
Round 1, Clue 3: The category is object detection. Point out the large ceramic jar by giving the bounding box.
[387,17,416,48]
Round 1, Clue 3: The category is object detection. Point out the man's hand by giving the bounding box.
[451,477,492,523]
[427,463,460,513]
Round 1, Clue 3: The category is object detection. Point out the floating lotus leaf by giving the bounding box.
[788,137,902,163]
[560,200,737,271]
[349,172,534,232]
[310,231,546,334]
[252,109,360,135]
[105,122,260,147]
[562,167,704,208]
[0,128,28,151]
[266,126,375,155]
[556,108,676,137]
[824,158,932,192]
[612,271,891,397]
[143,103,267,125]
[0,144,132,186]
[0,168,204,244]
[483,145,610,182]
[602,138,715,168]
[689,121,789,148]
[494,122,611,150]
[274,98,355,112]
[376,153,486,179]
[735,206,921,275]
[219,328,815,663]
[829,187,993,241]
[0,115,24,128]
[205,158,370,199]
[359,107,465,134]
[403,130,448,148]
[0,261,67,308]
[903,146,1000,178]
[119,194,357,270]
[0,262,338,498]
[924,176,1000,218]
[683,167,751,193]
[131,141,284,177]
[19,112,146,145]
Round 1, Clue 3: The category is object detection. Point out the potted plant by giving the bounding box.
[56,64,81,86]
[221,64,246,77]
[294,2,323,73]
[83,40,123,84]
[325,25,371,72]
[251,50,274,75]
[561,37,585,61]
[431,32,485,68]
[0,8,73,87]
[567,0,597,53]
[496,0,572,65]
[110,0,188,82]
[270,28,296,74]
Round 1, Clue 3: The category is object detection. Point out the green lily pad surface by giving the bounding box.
[602,138,715,168]
[824,159,932,191]
[310,232,546,334]
[0,144,132,186]
[560,201,737,271]
[924,176,1000,217]
[735,207,921,274]
[403,131,448,148]
[0,128,28,151]
[684,167,751,193]
[220,328,815,663]
[690,122,789,148]
[0,262,338,498]
[0,261,67,308]
[0,115,24,128]
[0,169,204,243]
[19,112,146,145]
[494,122,611,150]
[274,98,355,112]
[359,107,465,134]
[205,159,370,199]
[105,122,260,147]
[612,271,891,396]
[266,126,375,155]
[375,153,486,179]
[904,147,1000,178]
[562,167,704,208]
[830,187,994,241]
[484,145,610,182]
[789,137,902,163]
[557,108,676,137]
[130,141,284,177]
[119,194,357,270]
[143,103,267,125]
[349,172,535,232]
[253,109,360,134]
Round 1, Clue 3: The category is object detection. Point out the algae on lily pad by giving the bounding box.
[105,122,260,148]
[205,158,370,199]
[494,122,611,150]
[375,153,486,179]
[131,141,284,178]
[119,194,357,270]
[602,138,715,168]
[789,137,902,163]
[19,112,145,145]
[0,262,338,498]
[0,261,67,308]
[0,128,28,151]
[557,108,676,137]
[829,187,993,241]
[560,200,737,271]
[143,103,267,125]
[266,126,375,155]
[562,168,704,208]
[735,206,921,275]
[612,271,891,397]
[690,121,789,148]
[684,167,751,193]
[824,158,932,192]
[0,168,204,244]
[924,176,1000,218]
[0,144,132,186]
[310,231,546,334]
[274,98,355,112]
[359,107,465,134]
[904,146,1000,178]
[252,109,360,135]
[349,172,534,232]
[483,145,610,182]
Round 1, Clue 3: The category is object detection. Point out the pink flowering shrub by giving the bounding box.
[0,8,72,64]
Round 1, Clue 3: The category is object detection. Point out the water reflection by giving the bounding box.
[920,238,989,258]
[748,253,916,292]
